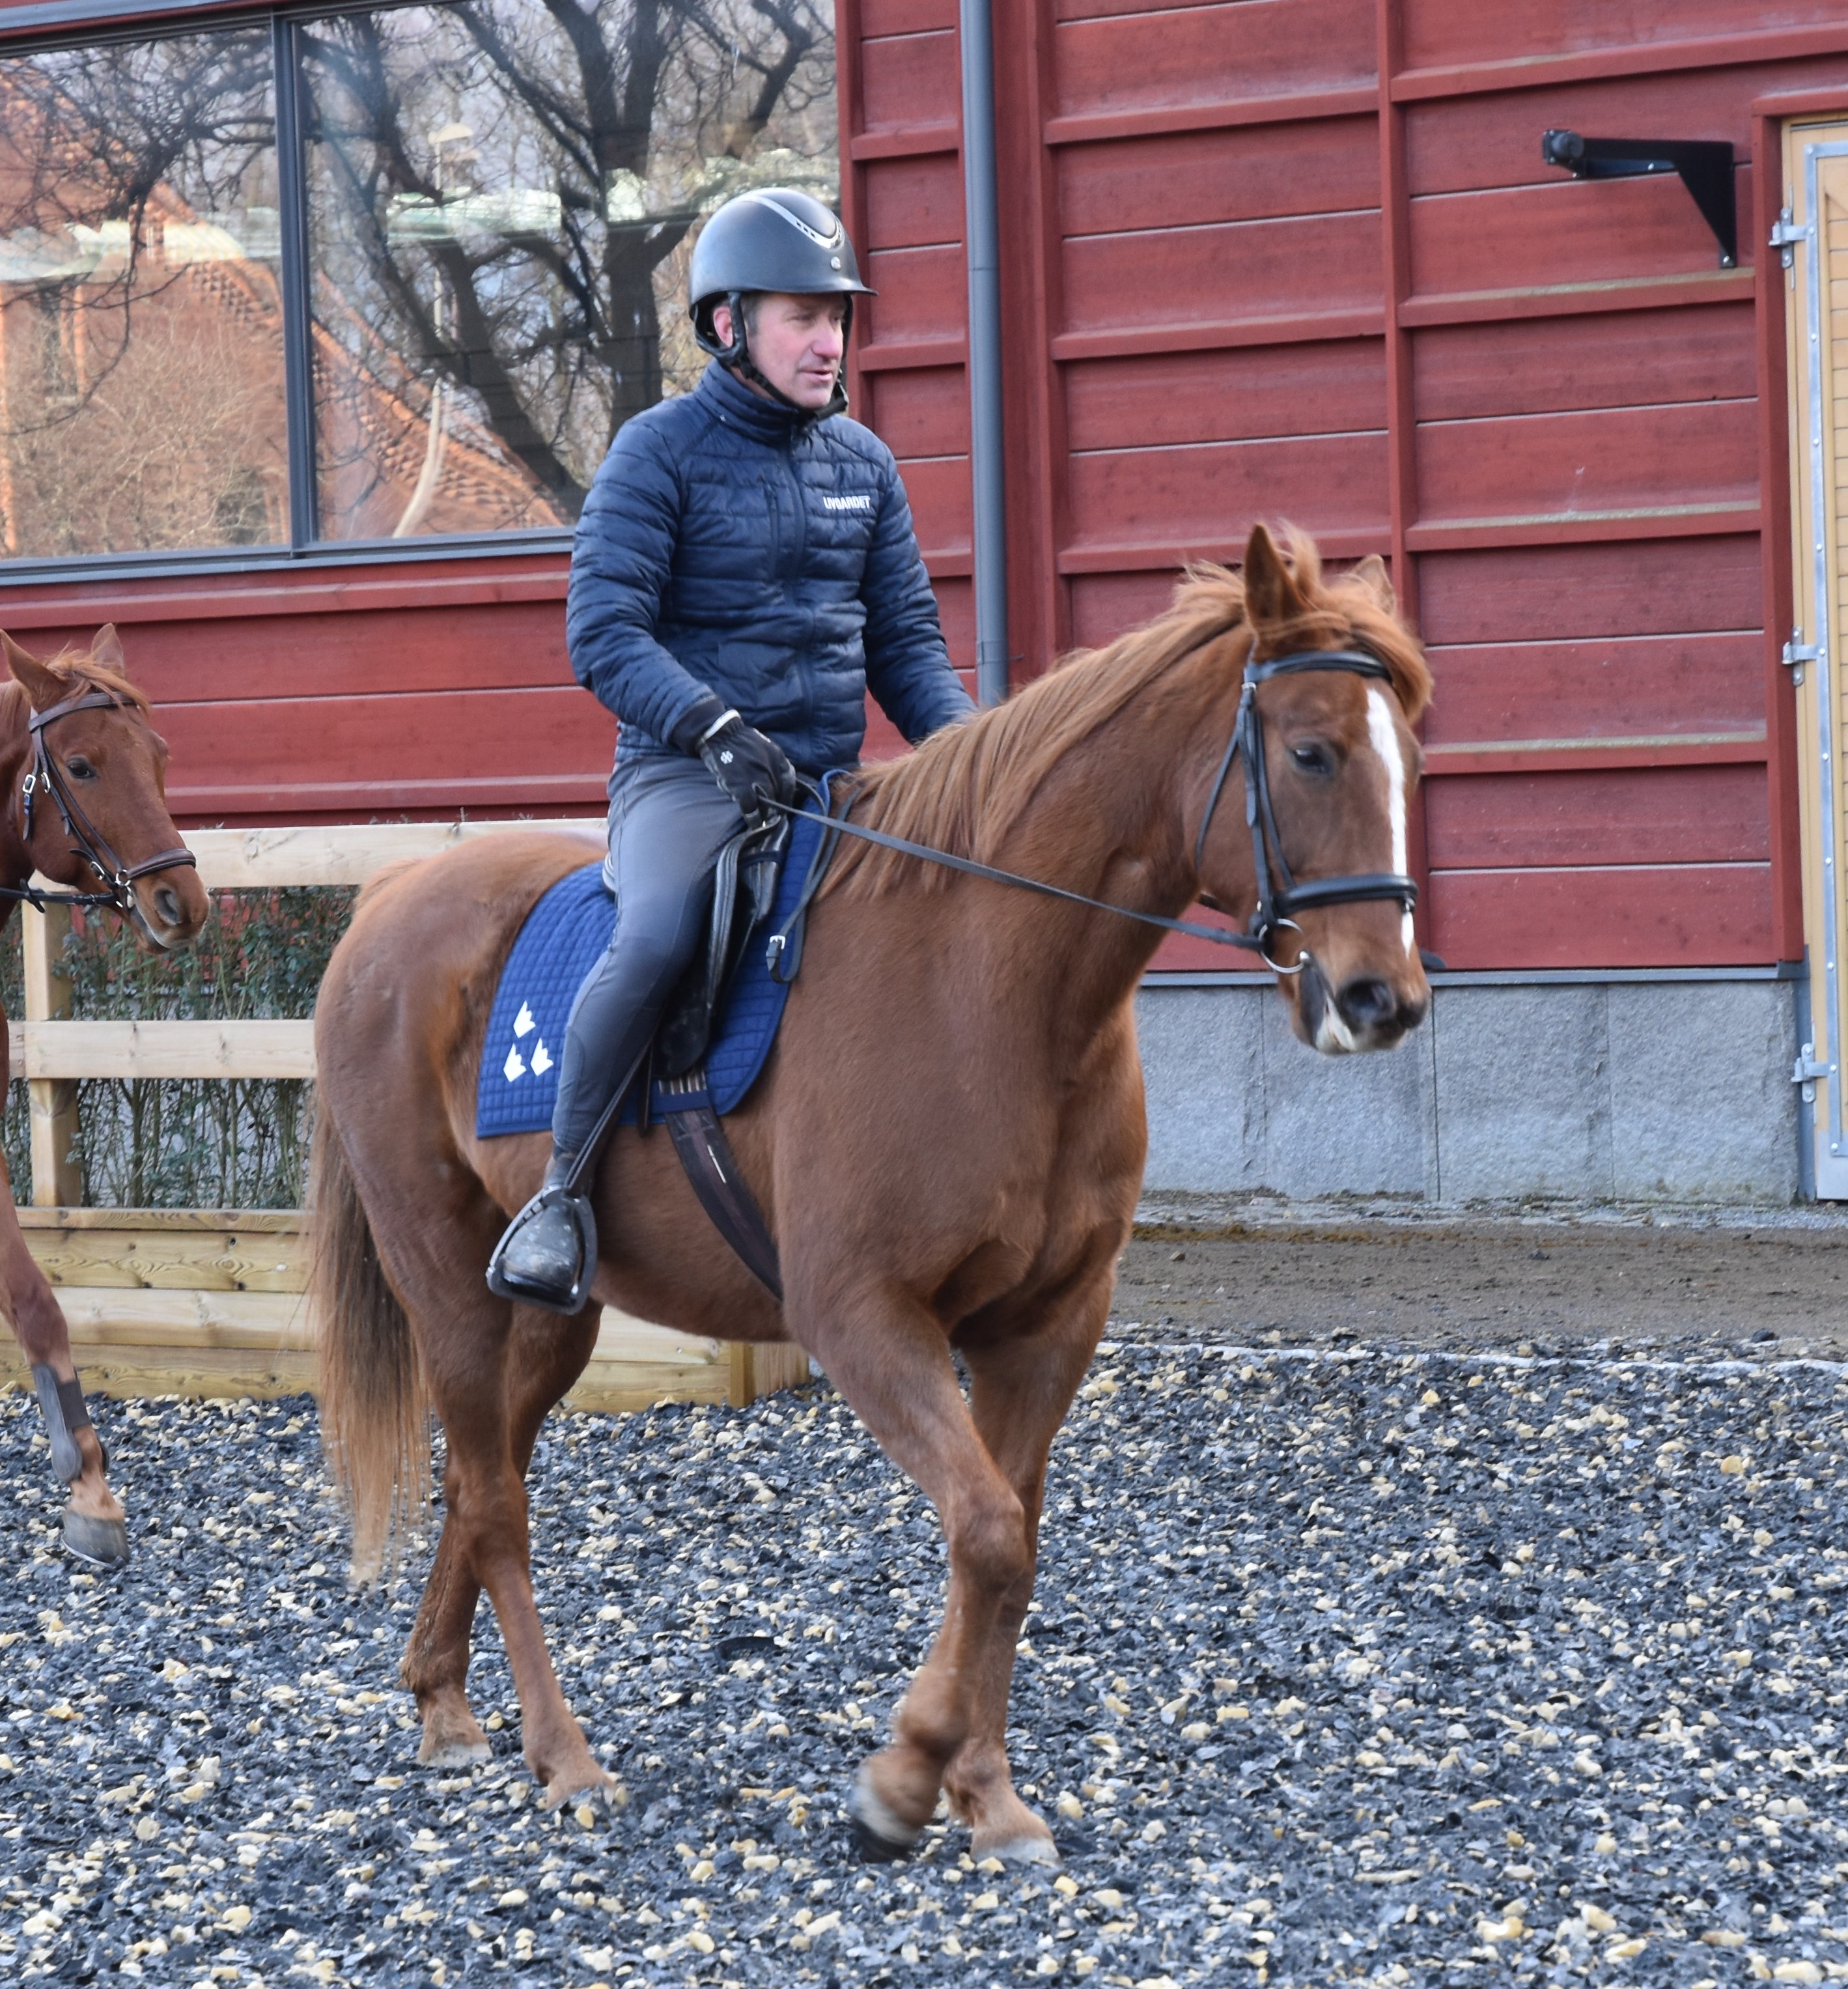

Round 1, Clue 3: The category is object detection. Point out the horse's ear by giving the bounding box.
[1241,522,1309,630]
[1,631,62,711]
[1347,554,1396,615]
[89,624,126,675]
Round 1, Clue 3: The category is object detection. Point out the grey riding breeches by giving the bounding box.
[550,754,746,1157]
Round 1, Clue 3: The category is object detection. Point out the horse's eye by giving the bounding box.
[64,755,98,782]
[1289,742,1334,777]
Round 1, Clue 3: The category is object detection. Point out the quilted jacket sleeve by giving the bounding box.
[565,415,714,747]
[860,447,978,745]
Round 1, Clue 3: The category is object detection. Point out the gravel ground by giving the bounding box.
[1,1337,1845,1988]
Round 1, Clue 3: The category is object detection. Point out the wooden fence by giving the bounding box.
[1,821,809,1411]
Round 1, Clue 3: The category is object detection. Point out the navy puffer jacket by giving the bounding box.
[567,361,974,776]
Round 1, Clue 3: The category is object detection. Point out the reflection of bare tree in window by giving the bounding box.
[0,31,287,557]
[304,1,835,535]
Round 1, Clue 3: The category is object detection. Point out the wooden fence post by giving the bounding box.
[21,899,81,1206]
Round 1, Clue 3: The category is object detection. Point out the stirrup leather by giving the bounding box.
[486,1183,599,1314]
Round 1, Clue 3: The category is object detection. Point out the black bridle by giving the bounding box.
[1193,645,1419,972]
[4,688,198,939]
[763,642,1419,974]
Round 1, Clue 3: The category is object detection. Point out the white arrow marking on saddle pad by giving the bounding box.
[531,1039,553,1076]
[503,1044,527,1083]
[513,1001,537,1037]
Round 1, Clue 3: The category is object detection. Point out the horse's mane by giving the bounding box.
[827,529,1431,898]
[2,649,151,718]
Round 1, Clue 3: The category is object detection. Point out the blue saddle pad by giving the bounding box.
[475,785,832,1140]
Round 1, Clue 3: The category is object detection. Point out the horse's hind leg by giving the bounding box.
[407,1290,611,1805]
[0,1163,126,1566]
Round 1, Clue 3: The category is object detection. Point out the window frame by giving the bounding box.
[0,0,609,584]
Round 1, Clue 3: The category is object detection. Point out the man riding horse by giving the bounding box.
[491,188,975,1310]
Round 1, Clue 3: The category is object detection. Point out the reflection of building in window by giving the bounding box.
[0,63,560,559]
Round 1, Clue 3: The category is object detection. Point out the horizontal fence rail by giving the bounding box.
[1,819,811,1410]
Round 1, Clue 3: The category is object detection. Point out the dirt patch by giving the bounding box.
[1115,1198,1848,1357]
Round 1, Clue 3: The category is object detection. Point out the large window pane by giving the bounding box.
[0,31,285,560]
[301,1,836,540]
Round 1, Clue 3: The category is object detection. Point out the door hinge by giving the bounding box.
[1784,630,1821,684]
[1772,208,1810,267]
[1794,1043,1832,1101]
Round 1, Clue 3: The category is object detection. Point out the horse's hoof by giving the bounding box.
[539,1762,619,1811]
[63,1511,129,1569]
[419,1736,492,1769]
[847,1763,917,1863]
[976,1831,1061,1869]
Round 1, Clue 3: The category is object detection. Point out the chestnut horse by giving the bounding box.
[311,525,1432,1862]
[0,627,209,1564]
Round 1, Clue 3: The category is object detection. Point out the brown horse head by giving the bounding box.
[0,627,209,952]
[1197,522,1433,1054]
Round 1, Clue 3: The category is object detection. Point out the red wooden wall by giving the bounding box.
[843,0,1848,970]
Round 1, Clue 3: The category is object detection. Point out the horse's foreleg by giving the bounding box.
[403,1301,602,1777]
[423,1297,610,1807]
[942,1269,1114,1867]
[804,1287,1035,1859]
[0,1153,126,1566]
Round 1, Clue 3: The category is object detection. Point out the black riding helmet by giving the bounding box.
[688,187,873,414]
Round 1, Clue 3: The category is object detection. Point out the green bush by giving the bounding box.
[1,887,356,1208]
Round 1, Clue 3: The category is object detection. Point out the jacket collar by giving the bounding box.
[697,359,815,445]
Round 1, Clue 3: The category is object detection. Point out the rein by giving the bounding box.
[766,643,1418,975]
[1,689,197,935]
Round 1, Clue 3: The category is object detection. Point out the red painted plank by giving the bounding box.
[1416,537,1764,645]
[1061,212,1382,339]
[1427,863,1774,968]
[1056,0,1240,18]
[22,600,572,709]
[1056,117,1377,238]
[1066,432,1389,556]
[1424,634,1765,748]
[1425,765,1770,869]
[865,367,970,458]
[864,243,966,343]
[891,454,973,556]
[1412,305,1756,422]
[158,685,611,777]
[862,0,955,34]
[1067,570,1188,651]
[1405,60,1824,199]
[860,25,959,131]
[1065,342,1387,453]
[1415,400,1759,526]
[1400,0,1847,75]
[1053,0,1375,120]
[863,153,964,251]
[1409,167,1757,300]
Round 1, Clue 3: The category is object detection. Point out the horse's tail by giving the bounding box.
[311,1090,428,1586]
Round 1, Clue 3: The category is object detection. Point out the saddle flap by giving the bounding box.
[654,817,790,1080]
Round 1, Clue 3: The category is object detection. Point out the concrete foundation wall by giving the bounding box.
[1136,978,1802,1205]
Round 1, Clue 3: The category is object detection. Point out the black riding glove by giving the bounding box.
[673,699,797,816]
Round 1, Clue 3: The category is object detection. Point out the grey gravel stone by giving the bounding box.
[0,1347,1843,1986]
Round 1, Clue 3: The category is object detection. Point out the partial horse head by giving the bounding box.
[0,627,209,952]
[1196,522,1433,1054]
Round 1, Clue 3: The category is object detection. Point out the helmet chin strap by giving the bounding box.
[712,290,850,418]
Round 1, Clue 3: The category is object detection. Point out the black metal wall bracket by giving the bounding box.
[1541,129,1737,268]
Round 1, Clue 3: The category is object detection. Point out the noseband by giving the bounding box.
[6,688,198,937]
[1194,645,1419,972]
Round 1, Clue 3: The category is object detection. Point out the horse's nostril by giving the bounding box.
[1339,977,1396,1028]
[155,886,182,927]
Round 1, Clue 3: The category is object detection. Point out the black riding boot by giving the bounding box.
[487,1148,597,1314]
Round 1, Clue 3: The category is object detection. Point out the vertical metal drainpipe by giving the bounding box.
[960,0,1009,707]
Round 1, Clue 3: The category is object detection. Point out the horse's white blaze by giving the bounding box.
[1365,685,1414,956]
